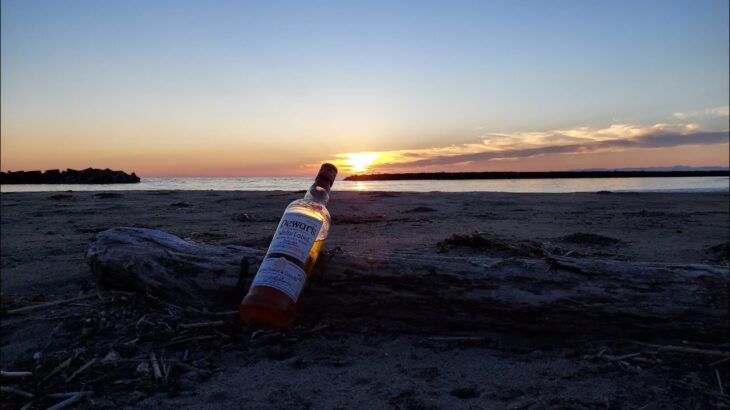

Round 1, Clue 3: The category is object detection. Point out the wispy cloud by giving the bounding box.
[328,121,729,173]
[672,106,729,119]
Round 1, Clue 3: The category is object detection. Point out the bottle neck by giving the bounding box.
[303,181,330,204]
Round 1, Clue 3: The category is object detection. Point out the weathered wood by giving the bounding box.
[85,227,261,309]
[86,228,729,340]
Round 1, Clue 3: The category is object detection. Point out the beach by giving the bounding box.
[1,190,729,409]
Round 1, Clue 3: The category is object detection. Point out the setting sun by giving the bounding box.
[345,152,379,173]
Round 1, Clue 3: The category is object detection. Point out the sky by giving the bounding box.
[1,0,728,176]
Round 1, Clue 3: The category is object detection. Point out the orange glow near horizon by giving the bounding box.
[2,122,728,177]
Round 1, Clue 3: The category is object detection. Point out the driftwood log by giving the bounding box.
[86,227,729,341]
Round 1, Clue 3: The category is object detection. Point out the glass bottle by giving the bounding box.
[239,163,337,328]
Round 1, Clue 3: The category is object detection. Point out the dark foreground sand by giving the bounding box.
[1,190,728,409]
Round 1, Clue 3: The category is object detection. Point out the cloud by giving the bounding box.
[673,106,729,119]
[401,130,728,168]
[328,121,729,172]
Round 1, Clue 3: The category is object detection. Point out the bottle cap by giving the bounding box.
[315,163,338,189]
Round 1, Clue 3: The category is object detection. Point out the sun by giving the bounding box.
[346,152,379,173]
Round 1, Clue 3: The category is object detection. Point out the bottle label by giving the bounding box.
[252,257,307,301]
[267,213,323,263]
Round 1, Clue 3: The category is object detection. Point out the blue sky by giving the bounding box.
[1,0,728,175]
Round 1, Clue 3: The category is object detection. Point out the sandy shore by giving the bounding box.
[1,190,728,409]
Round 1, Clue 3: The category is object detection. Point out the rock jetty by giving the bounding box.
[0,168,140,184]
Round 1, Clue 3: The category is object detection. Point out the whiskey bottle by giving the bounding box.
[239,163,338,328]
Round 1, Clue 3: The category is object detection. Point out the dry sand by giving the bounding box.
[1,190,728,409]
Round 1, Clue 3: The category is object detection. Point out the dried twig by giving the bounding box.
[149,352,162,381]
[670,380,730,402]
[105,290,135,296]
[156,335,216,348]
[605,353,644,362]
[0,370,33,378]
[213,310,238,316]
[300,322,331,335]
[717,369,725,396]
[43,321,65,351]
[632,342,729,358]
[145,293,201,313]
[163,362,171,384]
[193,351,215,367]
[157,321,173,332]
[42,357,73,382]
[710,357,730,367]
[6,293,100,314]
[0,385,34,398]
[177,320,224,330]
[173,361,210,376]
[122,337,139,347]
[47,391,93,398]
[66,357,97,382]
[426,336,487,341]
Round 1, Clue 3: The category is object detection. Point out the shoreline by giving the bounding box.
[2,175,729,193]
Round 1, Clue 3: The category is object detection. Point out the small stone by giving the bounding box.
[232,213,252,222]
[135,361,150,374]
[102,350,120,364]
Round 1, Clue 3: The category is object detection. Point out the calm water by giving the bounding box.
[1,176,728,193]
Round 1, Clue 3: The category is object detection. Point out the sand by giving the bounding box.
[1,190,728,409]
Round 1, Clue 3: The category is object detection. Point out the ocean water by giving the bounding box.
[1,176,728,193]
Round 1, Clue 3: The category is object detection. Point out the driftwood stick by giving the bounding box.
[0,370,33,378]
[66,358,97,382]
[6,293,100,314]
[46,393,84,410]
[0,385,34,398]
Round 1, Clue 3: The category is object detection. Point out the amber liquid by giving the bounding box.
[239,240,324,328]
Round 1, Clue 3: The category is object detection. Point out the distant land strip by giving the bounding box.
[344,170,730,181]
[1,168,140,184]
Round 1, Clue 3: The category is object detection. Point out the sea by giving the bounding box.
[1,176,728,193]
